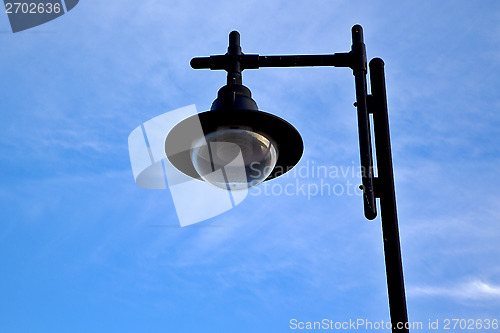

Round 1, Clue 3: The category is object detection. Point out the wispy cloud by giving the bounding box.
[410,280,500,301]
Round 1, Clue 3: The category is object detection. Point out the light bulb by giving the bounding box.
[191,128,278,190]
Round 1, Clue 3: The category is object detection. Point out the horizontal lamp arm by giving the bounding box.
[190,52,354,70]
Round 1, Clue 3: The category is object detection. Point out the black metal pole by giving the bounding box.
[370,58,409,332]
[226,31,243,85]
[190,53,354,70]
[351,25,377,220]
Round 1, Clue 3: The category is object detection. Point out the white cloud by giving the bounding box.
[410,280,500,301]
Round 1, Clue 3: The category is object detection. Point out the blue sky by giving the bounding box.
[1,0,500,332]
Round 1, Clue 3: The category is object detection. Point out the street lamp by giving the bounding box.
[165,25,409,332]
[165,30,303,191]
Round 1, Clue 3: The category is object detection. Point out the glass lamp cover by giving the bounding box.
[191,128,278,190]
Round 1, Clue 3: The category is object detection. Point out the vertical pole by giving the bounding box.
[370,58,409,332]
[227,31,242,85]
[351,25,377,220]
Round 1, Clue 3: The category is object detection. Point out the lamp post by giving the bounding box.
[165,25,409,332]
